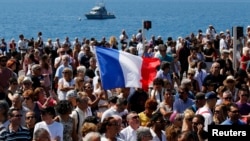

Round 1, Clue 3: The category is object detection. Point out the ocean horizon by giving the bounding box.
[0,0,250,43]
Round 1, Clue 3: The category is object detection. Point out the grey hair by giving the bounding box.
[83,132,101,141]
[77,65,86,74]
[137,127,152,141]
[33,128,50,140]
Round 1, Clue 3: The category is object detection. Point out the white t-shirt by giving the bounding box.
[34,121,64,141]
[57,78,75,100]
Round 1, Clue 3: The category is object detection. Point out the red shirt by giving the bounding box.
[240,55,250,70]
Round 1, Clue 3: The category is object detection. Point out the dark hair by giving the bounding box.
[153,78,164,86]
[41,107,56,118]
[9,77,17,84]
[55,100,73,115]
[193,114,205,125]
[227,103,239,112]
[41,54,49,70]
[83,116,99,125]
[0,100,9,118]
[145,99,158,110]
[178,131,195,141]
[108,96,118,104]
[116,97,127,106]
[98,117,114,134]
[8,108,20,117]
[160,61,170,70]
[150,112,163,122]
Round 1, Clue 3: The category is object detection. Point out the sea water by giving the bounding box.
[0,0,249,43]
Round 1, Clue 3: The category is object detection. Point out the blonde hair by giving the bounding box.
[18,75,25,85]
[243,46,249,55]
[182,109,195,132]
[81,122,98,137]
[109,36,117,46]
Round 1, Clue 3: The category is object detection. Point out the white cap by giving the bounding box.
[23,77,33,83]
[154,46,159,50]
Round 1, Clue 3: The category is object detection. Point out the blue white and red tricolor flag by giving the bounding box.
[95,46,160,91]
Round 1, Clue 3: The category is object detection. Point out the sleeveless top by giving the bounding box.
[59,116,74,141]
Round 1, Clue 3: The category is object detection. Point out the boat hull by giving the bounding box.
[85,14,115,19]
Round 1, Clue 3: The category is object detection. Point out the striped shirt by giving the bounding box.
[0,126,31,141]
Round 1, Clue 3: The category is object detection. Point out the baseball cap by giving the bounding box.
[205,91,218,100]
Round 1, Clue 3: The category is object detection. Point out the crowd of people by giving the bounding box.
[0,25,250,141]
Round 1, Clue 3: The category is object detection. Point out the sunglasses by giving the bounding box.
[214,110,220,113]
[223,97,232,100]
[241,94,249,97]
[131,115,139,119]
[13,114,22,118]
[230,110,239,114]
[192,122,200,126]
[26,116,35,120]
[188,73,194,76]
[160,50,166,52]
[23,97,30,100]
[85,86,92,89]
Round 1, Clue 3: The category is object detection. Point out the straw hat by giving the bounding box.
[223,75,236,86]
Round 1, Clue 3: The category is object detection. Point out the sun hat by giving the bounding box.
[22,76,33,83]
[205,91,218,100]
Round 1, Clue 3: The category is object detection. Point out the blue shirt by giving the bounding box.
[173,98,194,113]
[221,119,246,125]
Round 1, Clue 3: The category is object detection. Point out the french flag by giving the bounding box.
[95,46,160,91]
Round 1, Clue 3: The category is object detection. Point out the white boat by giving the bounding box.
[85,3,115,19]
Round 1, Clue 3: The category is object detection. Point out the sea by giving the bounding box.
[0,0,250,44]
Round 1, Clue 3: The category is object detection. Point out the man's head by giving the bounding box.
[137,127,153,141]
[227,103,240,121]
[25,111,36,128]
[192,114,205,132]
[195,92,206,108]
[40,107,56,121]
[76,92,89,110]
[210,62,220,75]
[126,111,140,130]
[222,90,233,105]
[205,91,218,108]
[116,98,127,112]
[178,84,189,100]
[33,128,51,141]
[11,93,22,109]
[8,108,22,126]
[0,55,8,67]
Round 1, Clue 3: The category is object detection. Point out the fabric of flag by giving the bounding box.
[95,46,160,91]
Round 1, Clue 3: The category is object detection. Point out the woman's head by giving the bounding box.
[77,65,86,76]
[213,104,227,124]
[99,117,120,135]
[144,99,158,114]
[22,89,35,102]
[55,100,73,115]
[9,77,18,87]
[34,87,45,101]
[81,122,98,137]
[62,68,73,79]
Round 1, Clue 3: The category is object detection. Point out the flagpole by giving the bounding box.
[142,20,145,52]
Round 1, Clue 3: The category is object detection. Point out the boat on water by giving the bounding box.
[85,3,115,20]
